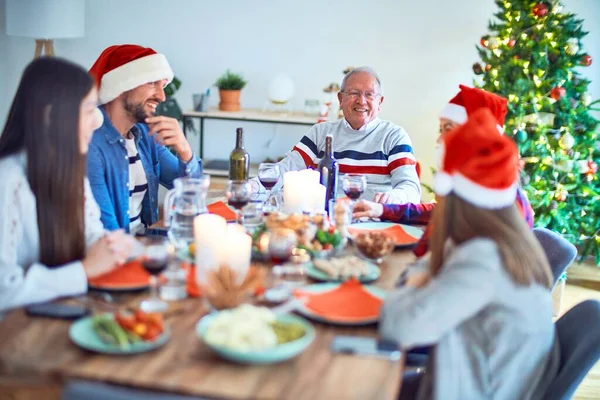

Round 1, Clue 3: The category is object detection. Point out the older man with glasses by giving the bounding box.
[268,66,420,204]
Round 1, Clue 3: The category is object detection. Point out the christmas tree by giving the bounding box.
[473,0,600,265]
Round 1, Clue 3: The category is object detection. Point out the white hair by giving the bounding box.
[340,66,383,95]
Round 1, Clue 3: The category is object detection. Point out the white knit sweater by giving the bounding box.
[0,153,105,312]
[277,118,421,204]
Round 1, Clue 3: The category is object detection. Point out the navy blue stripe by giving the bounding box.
[316,149,388,160]
[129,184,147,196]
[129,210,143,223]
[128,154,141,164]
[389,144,413,155]
[299,136,318,156]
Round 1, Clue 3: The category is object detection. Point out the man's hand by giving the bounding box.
[373,192,391,204]
[352,200,384,219]
[145,116,193,162]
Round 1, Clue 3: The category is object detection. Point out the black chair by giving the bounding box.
[543,300,600,400]
[533,228,577,287]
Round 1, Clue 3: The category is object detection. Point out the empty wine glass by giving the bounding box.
[257,163,281,212]
[139,236,172,313]
[226,180,252,224]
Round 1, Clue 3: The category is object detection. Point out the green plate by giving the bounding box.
[306,261,380,284]
[196,313,315,365]
[348,221,424,249]
[294,282,387,326]
[69,314,170,355]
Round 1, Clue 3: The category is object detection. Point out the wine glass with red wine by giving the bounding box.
[226,180,252,224]
[139,236,172,313]
[257,163,281,213]
[342,173,367,210]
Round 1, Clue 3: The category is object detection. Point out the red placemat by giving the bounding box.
[294,280,383,320]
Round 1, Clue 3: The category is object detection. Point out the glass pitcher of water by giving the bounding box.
[163,174,210,250]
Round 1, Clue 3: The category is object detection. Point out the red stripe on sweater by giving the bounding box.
[388,158,417,173]
[339,164,390,175]
[293,146,314,168]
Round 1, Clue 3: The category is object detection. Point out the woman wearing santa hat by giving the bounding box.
[379,109,558,400]
[87,44,202,235]
[352,85,534,257]
[0,57,135,312]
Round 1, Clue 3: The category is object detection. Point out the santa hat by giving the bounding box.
[439,85,508,132]
[433,108,519,209]
[89,44,174,105]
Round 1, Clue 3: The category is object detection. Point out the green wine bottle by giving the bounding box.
[229,127,250,180]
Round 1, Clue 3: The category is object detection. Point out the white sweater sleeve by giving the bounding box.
[0,176,87,313]
[384,127,421,204]
[277,124,321,173]
[378,239,497,348]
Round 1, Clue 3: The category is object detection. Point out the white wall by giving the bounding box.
[1,0,599,194]
[0,0,6,129]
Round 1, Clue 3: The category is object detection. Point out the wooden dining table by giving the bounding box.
[0,197,418,399]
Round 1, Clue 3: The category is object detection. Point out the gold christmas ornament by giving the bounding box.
[565,39,579,55]
[581,93,592,106]
[559,132,575,150]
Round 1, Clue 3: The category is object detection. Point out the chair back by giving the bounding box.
[543,300,600,400]
[533,228,577,287]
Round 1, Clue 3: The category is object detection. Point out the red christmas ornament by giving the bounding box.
[579,55,593,66]
[533,2,549,17]
[507,39,516,48]
[551,86,566,100]
[480,36,489,47]
[588,161,598,174]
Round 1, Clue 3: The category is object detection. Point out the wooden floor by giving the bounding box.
[560,263,600,400]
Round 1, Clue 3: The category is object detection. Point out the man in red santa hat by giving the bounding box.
[87,44,202,235]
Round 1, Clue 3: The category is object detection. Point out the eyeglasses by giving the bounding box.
[342,90,381,100]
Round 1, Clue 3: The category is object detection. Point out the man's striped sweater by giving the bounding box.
[277,118,421,204]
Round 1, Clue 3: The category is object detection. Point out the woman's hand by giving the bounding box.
[352,200,384,219]
[82,230,132,278]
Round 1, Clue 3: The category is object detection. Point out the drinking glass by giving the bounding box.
[226,180,252,224]
[342,174,367,218]
[139,236,172,313]
[257,163,281,213]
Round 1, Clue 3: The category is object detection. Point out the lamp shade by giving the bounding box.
[6,0,84,39]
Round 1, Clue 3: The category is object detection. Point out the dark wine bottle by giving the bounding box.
[317,135,339,212]
[229,127,250,180]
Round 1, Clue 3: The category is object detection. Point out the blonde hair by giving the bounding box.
[429,193,552,288]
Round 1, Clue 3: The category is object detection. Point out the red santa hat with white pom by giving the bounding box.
[439,85,508,133]
[433,108,519,208]
[89,44,174,105]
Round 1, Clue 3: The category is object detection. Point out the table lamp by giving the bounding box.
[5,0,85,58]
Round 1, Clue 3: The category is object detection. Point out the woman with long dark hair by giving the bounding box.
[379,109,558,399]
[0,57,132,312]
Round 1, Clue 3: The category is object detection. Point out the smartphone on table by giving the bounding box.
[330,335,402,361]
[25,302,90,320]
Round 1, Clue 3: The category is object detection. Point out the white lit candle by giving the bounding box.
[283,171,303,214]
[224,224,252,284]
[310,183,327,212]
[194,214,227,284]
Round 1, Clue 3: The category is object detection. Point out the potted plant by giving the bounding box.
[215,70,247,111]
